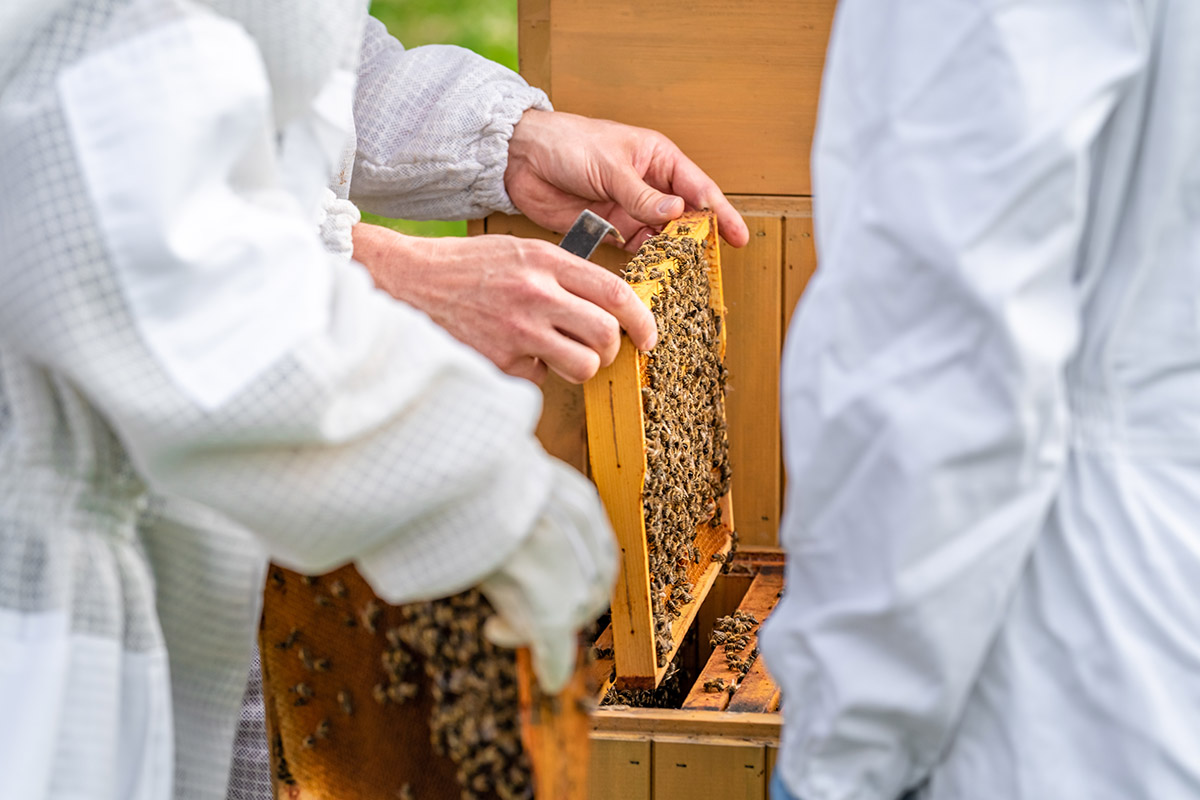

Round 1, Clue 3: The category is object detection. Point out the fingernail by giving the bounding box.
[657,196,681,216]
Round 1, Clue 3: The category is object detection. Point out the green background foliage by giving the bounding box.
[363,1,519,238]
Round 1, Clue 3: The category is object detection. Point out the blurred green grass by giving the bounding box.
[363,1,518,238]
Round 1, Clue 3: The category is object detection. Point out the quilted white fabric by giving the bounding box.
[0,1,563,799]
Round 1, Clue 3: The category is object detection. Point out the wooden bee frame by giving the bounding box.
[583,211,735,690]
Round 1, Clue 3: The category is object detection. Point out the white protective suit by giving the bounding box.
[761,2,1200,799]
[0,2,601,800]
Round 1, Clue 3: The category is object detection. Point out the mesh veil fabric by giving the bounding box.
[0,1,563,798]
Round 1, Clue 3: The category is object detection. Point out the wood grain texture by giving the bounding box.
[584,334,658,684]
[518,0,552,94]
[591,708,782,742]
[783,205,818,334]
[545,0,836,195]
[721,215,782,547]
[652,738,767,800]
[518,648,592,800]
[588,736,652,800]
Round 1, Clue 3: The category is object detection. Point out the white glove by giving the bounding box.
[480,460,618,693]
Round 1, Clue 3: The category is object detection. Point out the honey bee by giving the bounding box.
[338,689,354,716]
[275,627,300,650]
[329,579,347,598]
[360,600,382,634]
[387,682,419,704]
[314,718,330,740]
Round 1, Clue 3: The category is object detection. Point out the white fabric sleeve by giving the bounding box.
[760,4,1144,799]
[6,12,555,605]
[314,187,361,261]
[349,16,552,221]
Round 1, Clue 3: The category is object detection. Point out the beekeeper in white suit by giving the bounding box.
[762,1,1200,799]
[0,1,747,799]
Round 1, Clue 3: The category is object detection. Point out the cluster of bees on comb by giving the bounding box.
[391,590,533,800]
[601,658,689,709]
[623,226,732,666]
[702,610,760,696]
[268,570,532,800]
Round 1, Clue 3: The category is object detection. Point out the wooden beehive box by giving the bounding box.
[584,212,734,690]
[470,2,841,797]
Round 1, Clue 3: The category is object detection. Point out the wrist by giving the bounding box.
[350,223,431,303]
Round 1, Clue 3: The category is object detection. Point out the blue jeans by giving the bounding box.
[770,768,921,800]
[770,769,800,800]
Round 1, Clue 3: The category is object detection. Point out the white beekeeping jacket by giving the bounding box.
[762,1,1200,799]
[0,2,558,799]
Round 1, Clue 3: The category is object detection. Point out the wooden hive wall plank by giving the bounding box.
[518,0,552,93]
[652,738,767,800]
[721,215,783,547]
[783,206,818,333]
[589,736,652,800]
[544,1,836,196]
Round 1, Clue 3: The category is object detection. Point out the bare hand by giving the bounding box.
[505,109,750,251]
[353,224,657,384]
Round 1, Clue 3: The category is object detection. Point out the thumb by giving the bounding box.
[611,168,684,226]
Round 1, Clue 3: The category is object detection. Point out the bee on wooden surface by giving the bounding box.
[301,575,318,586]
[373,683,389,706]
[270,569,286,591]
[395,784,414,800]
[329,579,347,598]
[313,594,332,608]
[385,627,403,649]
[360,600,382,633]
[301,734,316,749]
[703,677,727,693]
[275,627,300,650]
[314,718,330,740]
[338,689,354,716]
[386,681,420,704]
